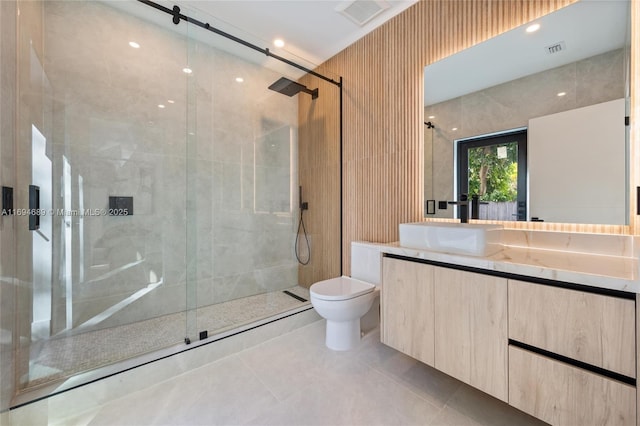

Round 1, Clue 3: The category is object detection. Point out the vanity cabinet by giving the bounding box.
[381,254,638,425]
[434,267,508,402]
[381,257,435,366]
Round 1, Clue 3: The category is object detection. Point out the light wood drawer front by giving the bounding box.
[508,280,635,378]
[509,346,636,426]
[381,257,435,366]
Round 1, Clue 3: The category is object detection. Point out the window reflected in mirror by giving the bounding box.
[456,130,527,221]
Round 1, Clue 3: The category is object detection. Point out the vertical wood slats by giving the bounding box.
[297,74,341,286]
[298,0,639,279]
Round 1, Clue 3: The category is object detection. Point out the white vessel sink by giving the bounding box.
[399,222,503,257]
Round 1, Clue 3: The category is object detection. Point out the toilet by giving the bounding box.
[310,242,381,351]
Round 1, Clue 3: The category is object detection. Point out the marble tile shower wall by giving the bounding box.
[427,49,625,218]
[41,1,298,331]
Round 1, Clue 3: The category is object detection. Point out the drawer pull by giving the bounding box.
[509,339,636,386]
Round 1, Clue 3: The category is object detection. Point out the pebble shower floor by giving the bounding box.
[22,286,310,389]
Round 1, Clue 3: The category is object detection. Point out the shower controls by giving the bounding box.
[299,186,308,210]
[2,186,13,215]
[426,200,436,215]
[108,196,133,216]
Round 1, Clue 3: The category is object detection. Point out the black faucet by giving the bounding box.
[448,194,469,223]
[471,194,480,220]
[448,194,487,222]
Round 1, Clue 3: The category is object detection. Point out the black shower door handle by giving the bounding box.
[29,184,40,231]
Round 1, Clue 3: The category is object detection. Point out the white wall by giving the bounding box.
[528,98,626,224]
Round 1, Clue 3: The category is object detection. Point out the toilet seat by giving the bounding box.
[310,276,375,301]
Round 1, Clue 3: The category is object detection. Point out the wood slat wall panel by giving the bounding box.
[297,74,342,286]
[298,0,639,278]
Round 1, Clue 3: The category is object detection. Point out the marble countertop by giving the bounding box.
[371,241,640,294]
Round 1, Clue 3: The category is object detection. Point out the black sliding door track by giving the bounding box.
[137,0,341,88]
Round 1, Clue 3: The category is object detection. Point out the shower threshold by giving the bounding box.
[16,286,312,405]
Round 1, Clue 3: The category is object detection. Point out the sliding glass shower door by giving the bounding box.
[11,0,341,402]
[15,0,191,391]
[182,3,313,341]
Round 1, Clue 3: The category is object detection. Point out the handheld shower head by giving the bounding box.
[268,77,318,99]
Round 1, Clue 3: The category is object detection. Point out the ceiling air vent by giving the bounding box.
[546,41,566,54]
[336,0,390,27]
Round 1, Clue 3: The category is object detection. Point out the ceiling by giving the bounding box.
[176,0,417,66]
[424,0,630,105]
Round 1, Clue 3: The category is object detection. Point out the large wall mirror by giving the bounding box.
[424,0,630,225]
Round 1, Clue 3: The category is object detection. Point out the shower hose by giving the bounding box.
[295,207,311,265]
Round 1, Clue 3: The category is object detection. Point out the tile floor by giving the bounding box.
[13,319,546,426]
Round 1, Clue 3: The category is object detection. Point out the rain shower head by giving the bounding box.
[268,77,318,99]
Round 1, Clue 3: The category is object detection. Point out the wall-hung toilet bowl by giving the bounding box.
[310,276,378,351]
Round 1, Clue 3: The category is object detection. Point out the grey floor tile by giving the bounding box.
[352,330,462,409]
[243,371,437,426]
[429,406,482,426]
[15,320,551,426]
[443,384,548,426]
[236,321,352,398]
[82,357,278,426]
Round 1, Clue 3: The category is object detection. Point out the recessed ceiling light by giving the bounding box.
[167,100,175,104]
[158,104,165,109]
[557,92,567,97]
[182,67,193,74]
[129,41,140,49]
[428,115,435,119]
[273,38,285,48]
[526,23,540,33]
[235,77,244,83]
[452,127,458,131]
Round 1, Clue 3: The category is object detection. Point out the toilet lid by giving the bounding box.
[310,276,375,301]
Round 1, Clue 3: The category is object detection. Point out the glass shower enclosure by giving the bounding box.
[7,0,341,404]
